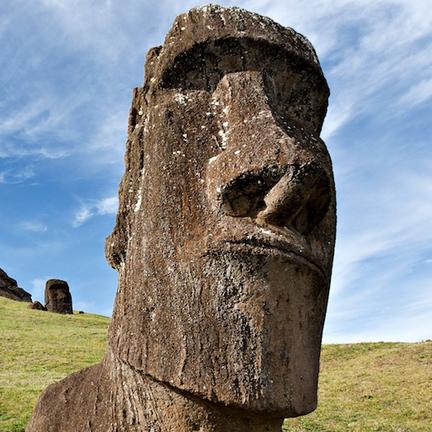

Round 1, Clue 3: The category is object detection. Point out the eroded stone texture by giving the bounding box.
[0,268,32,302]
[28,5,335,432]
[44,279,73,314]
[29,301,47,311]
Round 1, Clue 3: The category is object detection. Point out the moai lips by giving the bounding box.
[28,5,336,432]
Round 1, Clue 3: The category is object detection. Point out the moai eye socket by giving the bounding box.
[160,38,329,133]
[160,38,246,91]
[262,65,329,134]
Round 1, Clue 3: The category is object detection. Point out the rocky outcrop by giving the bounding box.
[44,279,73,314]
[0,268,32,302]
[27,5,336,432]
[29,301,47,311]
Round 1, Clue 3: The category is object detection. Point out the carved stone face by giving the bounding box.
[106,6,335,418]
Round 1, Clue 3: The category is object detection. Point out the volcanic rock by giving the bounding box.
[29,301,47,311]
[0,268,32,302]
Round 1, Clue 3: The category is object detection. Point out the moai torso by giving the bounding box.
[27,6,335,432]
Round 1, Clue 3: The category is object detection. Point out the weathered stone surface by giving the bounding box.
[28,5,336,432]
[44,279,73,314]
[29,301,47,311]
[0,268,32,302]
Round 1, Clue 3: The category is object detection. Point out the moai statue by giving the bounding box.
[44,279,73,314]
[28,5,335,432]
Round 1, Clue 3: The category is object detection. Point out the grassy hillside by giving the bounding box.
[0,297,431,432]
[0,297,109,432]
[285,342,431,431]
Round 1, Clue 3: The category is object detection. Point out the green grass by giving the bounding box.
[0,296,431,431]
[0,297,109,431]
[283,342,432,431]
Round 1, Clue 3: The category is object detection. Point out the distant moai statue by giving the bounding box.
[44,279,73,314]
[28,5,336,432]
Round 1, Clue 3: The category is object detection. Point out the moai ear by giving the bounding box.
[144,45,162,88]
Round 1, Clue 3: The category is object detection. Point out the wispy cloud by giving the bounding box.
[323,165,432,342]
[0,91,89,160]
[73,196,118,227]
[18,221,48,233]
[332,173,432,294]
[84,110,129,167]
[0,166,35,184]
[397,78,432,108]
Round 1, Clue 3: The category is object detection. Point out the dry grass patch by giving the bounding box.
[284,341,432,431]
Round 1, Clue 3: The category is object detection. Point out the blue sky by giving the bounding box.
[1,0,431,343]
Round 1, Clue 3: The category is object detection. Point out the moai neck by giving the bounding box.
[109,351,284,432]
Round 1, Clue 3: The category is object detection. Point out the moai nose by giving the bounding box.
[207,70,331,235]
[221,162,331,235]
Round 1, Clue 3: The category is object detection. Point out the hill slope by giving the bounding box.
[0,297,109,432]
[0,296,431,431]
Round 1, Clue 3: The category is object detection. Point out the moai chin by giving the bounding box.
[27,5,336,432]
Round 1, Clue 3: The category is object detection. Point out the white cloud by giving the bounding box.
[0,98,48,135]
[0,91,88,160]
[96,196,118,215]
[332,167,432,294]
[38,0,126,60]
[19,221,48,233]
[397,78,432,108]
[73,195,118,227]
[73,207,92,227]
[0,145,70,160]
[0,167,35,184]
[323,167,432,342]
[85,110,128,166]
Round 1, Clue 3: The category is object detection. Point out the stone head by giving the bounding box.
[106,5,336,418]
[44,279,73,314]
